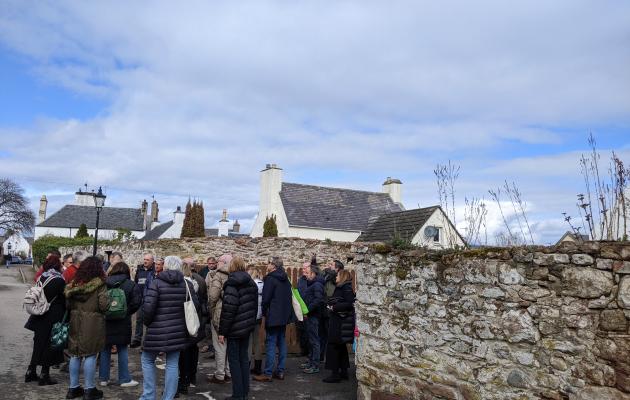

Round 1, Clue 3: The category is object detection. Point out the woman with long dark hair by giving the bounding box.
[64,256,109,400]
[323,269,355,383]
[24,255,66,385]
[98,262,142,388]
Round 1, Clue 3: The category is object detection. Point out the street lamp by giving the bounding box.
[92,186,106,256]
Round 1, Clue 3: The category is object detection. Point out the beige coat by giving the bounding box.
[208,263,229,331]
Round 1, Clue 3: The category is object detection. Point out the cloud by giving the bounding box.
[0,0,629,244]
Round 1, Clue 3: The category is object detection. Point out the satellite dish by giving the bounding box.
[424,226,438,238]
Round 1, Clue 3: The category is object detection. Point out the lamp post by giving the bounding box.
[92,186,106,256]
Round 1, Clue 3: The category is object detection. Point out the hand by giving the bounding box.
[218,335,225,345]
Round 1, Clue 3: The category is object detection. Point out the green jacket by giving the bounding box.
[65,277,108,357]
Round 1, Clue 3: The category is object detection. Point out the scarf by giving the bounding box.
[41,268,63,280]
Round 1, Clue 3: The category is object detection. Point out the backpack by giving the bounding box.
[105,281,127,320]
[23,275,57,315]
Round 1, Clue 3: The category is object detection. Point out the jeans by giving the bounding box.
[98,344,131,384]
[227,337,250,399]
[133,307,144,343]
[306,316,320,368]
[263,325,287,376]
[319,316,329,361]
[69,355,97,389]
[140,350,180,400]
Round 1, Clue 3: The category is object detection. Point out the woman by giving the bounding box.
[218,256,258,400]
[177,260,203,395]
[98,262,142,388]
[247,266,264,375]
[25,255,66,386]
[141,256,199,400]
[65,256,109,400]
[323,269,355,383]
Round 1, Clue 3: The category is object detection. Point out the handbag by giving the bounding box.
[184,280,200,336]
[50,311,69,350]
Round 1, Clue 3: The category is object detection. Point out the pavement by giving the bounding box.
[0,266,357,400]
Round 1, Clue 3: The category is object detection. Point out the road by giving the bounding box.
[0,266,357,400]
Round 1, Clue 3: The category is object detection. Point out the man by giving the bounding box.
[299,263,325,374]
[254,257,292,382]
[106,251,123,274]
[199,256,217,280]
[62,250,86,283]
[208,254,232,384]
[130,253,155,348]
[320,259,344,362]
[62,254,73,272]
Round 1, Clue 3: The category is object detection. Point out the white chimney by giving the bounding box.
[173,206,185,224]
[260,164,283,215]
[218,209,230,237]
[74,188,96,206]
[38,195,48,223]
[382,177,403,205]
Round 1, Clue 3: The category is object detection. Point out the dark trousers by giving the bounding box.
[133,307,144,343]
[319,316,329,361]
[29,328,62,373]
[227,337,250,399]
[305,316,320,368]
[325,343,350,374]
[178,344,199,386]
[296,321,309,356]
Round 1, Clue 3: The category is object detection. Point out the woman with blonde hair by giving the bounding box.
[323,269,355,383]
[247,266,264,375]
[218,257,258,400]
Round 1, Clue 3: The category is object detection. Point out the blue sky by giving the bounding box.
[1,1,629,244]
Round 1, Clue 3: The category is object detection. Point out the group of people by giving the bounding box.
[25,249,356,400]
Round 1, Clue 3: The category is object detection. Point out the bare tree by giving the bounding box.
[434,161,461,247]
[0,179,35,234]
[463,197,488,246]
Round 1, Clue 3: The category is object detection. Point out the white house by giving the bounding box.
[250,164,406,241]
[143,208,246,240]
[34,190,156,240]
[357,206,466,249]
[2,233,32,257]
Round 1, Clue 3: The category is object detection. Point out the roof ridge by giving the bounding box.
[283,182,390,196]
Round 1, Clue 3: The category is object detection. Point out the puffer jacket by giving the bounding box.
[142,270,199,353]
[327,280,355,344]
[218,271,258,339]
[65,277,108,357]
[104,273,142,345]
[302,276,325,317]
[261,267,292,328]
[209,262,229,331]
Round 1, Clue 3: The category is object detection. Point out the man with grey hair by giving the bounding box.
[208,254,232,384]
[63,250,87,283]
[131,253,155,348]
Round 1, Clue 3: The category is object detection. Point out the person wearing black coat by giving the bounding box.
[323,270,355,383]
[24,255,66,386]
[98,262,142,387]
[300,265,325,374]
[253,257,292,382]
[218,256,258,400]
[140,256,199,400]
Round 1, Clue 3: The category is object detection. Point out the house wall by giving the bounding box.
[286,226,361,242]
[411,208,466,249]
[2,234,31,257]
[159,211,186,239]
[34,226,145,240]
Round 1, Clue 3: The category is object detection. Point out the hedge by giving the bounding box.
[32,235,115,266]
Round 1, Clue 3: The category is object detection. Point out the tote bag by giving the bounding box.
[50,311,69,350]
[184,280,200,336]
[292,288,309,315]
[292,291,304,322]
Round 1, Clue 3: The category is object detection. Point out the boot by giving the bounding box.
[82,387,103,400]
[25,366,38,383]
[340,369,349,380]
[38,371,58,386]
[65,386,84,399]
[250,359,262,375]
[322,372,341,383]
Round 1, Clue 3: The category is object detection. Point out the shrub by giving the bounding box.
[75,223,89,238]
[32,235,114,266]
[263,215,278,237]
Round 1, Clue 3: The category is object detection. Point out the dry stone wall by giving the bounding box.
[354,241,630,400]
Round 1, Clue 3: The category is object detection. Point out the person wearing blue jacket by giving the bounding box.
[299,264,325,374]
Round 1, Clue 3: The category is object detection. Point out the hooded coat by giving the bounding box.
[261,267,292,328]
[209,262,229,331]
[218,270,258,339]
[65,277,109,357]
[142,270,199,353]
[327,280,355,344]
[302,276,325,318]
[104,273,142,345]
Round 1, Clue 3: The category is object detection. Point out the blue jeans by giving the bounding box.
[140,350,180,400]
[227,337,250,399]
[306,316,320,368]
[69,355,97,389]
[263,325,287,377]
[133,307,144,343]
[98,344,131,384]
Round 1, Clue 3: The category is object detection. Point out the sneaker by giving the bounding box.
[303,366,320,374]
[299,362,311,369]
[207,375,227,384]
[156,363,165,370]
[120,379,139,387]
[252,374,272,382]
[99,381,108,387]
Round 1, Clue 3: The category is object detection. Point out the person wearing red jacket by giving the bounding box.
[63,251,87,283]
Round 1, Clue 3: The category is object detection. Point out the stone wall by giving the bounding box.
[354,241,630,400]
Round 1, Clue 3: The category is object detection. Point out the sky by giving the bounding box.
[0,1,629,245]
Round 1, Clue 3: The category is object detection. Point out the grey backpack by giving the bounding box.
[23,276,57,315]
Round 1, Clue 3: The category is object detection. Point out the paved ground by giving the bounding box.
[0,266,357,400]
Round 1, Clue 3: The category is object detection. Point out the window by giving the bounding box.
[433,228,440,242]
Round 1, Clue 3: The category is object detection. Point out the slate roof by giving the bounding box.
[279,182,403,232]
[357,206,439,242]
[37,205,145,231]
[143,221,175,241]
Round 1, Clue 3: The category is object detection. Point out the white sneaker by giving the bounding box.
[99,381,108,387]
[156,363,165,370]
[120,379,139,387]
